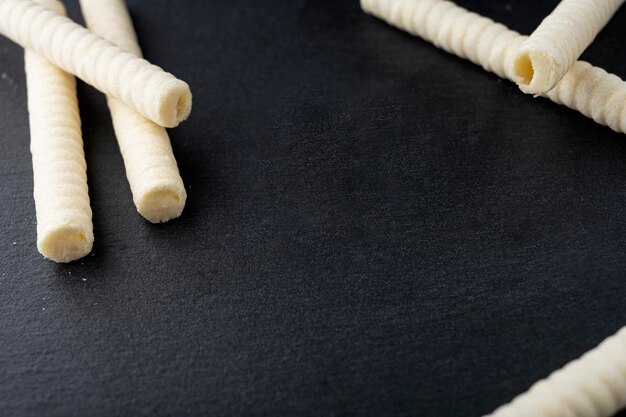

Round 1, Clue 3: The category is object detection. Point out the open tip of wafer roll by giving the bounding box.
[38,225,94,263]
[159,80,192,128]
[137,183,187,223]
[511,49,560,95]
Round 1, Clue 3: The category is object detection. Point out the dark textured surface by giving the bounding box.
[1,0,626,416]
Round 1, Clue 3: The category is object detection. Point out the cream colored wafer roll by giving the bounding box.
[0,0,192,128]
[26,0,93,262]
[511,0,624,95]
[361,0,626,135]
[80,0,186,223]
[485,327,626,417]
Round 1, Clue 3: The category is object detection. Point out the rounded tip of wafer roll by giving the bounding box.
[158,80,192,128]
[37,225,94,263]
[511,49,560,95]
[137,182,187,223]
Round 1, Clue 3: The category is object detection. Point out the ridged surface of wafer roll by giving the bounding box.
[80,0,186,223]
[0,0,192,128]
[362,0,524,79]
[361,0,626,135]
[79,0,142,57]
[485,327,626,417]
[546,62,626,134]
[511,0,625,95]
[26,0,93,262]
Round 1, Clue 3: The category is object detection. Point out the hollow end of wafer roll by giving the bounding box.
[136,182,187,223]
[158,80,192,128]
[511,49,560,95]
[37,224,94,263]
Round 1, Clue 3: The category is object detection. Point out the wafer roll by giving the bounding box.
[486,327,626,417]
[361,0,626,134]
[26,0,93,262]
[511,0,624,95]
[0,0,192,128]
[80,0,186,223]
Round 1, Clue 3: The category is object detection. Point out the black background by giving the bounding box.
[1,0,626,416]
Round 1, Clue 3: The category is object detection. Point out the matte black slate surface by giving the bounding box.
[1,0,626,416]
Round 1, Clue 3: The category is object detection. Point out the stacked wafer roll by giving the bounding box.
[0,0,192,262]
[361,0,626,134]
[0,0,191,128]
[511,0,625,95]
[80,0,186,223]
[361,1,626,417]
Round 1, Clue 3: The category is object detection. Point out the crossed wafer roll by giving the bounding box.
[363,3,626,416]
[80,0,186,223]
[0,0,192,128]
[361,0,626,135]
[511,0,625,95]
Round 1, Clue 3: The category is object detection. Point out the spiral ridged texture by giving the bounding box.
[0,0,192,128]
[361,0,626,135]
[107,103,187,222]
[26,0,93,263]
[80,0,186,223]
[511,0,625,95]
[78,0,141,58]
[546,62,626,134]
[362,0,525,79]
[486,327,626,417]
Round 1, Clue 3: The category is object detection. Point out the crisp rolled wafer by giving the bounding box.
[362,0,523,79]
[0,0,192,128]
[26,0,93,262]
[364,6,626,415]
[80,0,186,223]
[511,0,624,95]
[485,327,626,417]
[546,62,626,134]
[361,0,626,135]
